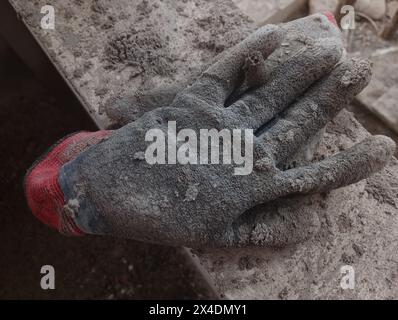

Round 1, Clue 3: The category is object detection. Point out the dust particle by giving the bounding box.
[341,252,355,264]
[352,243,365,257]
[134,151,146,160]
[95,87,109,97]
[278,287,289,300]
[73,68,84,79]
[91,0,107,14]
[62,199,80,218]
[184,184,199,202]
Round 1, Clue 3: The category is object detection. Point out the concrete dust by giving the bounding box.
[8,0,398,299]
[365,167,398,207]
[10,0,254,127]
[105,26,175,78]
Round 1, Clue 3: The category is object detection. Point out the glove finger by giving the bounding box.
[282,12,341,41]
[274,135,395,197]
[105,82,184,127]
[212,196,320,248]
[211,13,342,107]
[176,25,282,107]
[226,37,343,130]
[256,58,372,165]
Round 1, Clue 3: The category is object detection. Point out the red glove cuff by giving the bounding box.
[324,11,338,27]
[24,131,111,235]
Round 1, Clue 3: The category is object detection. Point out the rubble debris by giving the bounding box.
[355,0,386,21]
[380,3,398,38]
[104,27,175,77]
[309,0,339,15]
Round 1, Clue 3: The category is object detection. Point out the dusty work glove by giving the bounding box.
[25,13,395,248]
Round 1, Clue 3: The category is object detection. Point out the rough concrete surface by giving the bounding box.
[10,0,254,128]
[9,0,398,299]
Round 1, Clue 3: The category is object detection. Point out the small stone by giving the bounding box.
[95,87,109,96]
[352,243,365,257]
[73,68,84,79]
[278,287,289,300]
